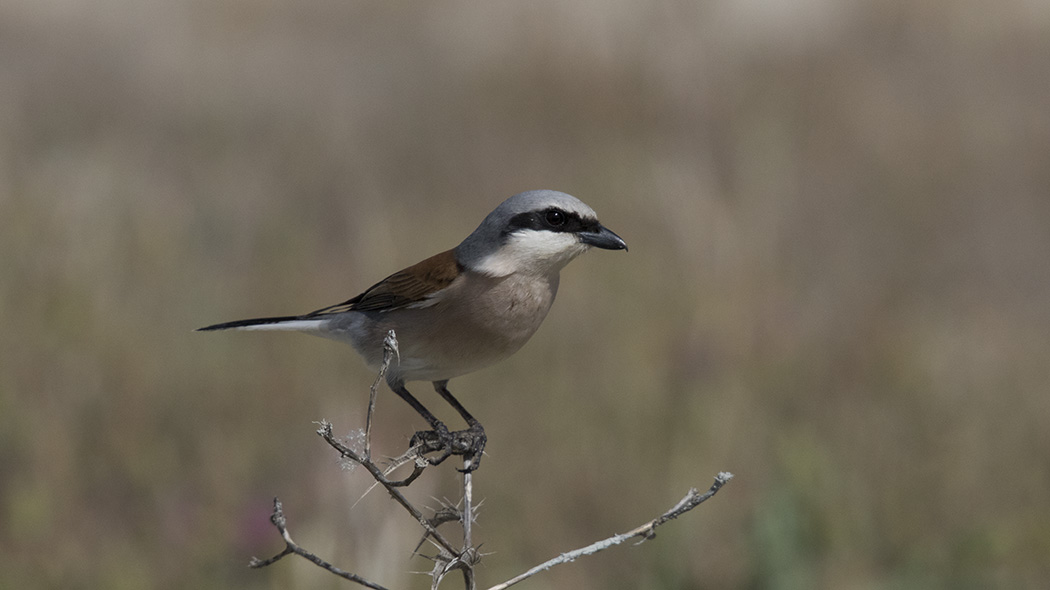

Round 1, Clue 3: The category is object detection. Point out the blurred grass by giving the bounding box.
[2,0,1050,588]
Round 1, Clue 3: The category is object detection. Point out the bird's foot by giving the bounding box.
[410,422,487,472]
[411,423,453,466]
[454,422,487,473]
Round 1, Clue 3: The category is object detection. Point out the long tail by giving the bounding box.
[197,315,326,332]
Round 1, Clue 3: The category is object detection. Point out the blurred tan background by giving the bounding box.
[3,0,1049,588]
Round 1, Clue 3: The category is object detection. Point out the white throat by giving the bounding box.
[470,230,589,277]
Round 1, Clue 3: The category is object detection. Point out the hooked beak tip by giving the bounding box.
[580,225,627,251]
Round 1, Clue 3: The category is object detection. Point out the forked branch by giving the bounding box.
[248,330,733,589]
[249,497,390,590]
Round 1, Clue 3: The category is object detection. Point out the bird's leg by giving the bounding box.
[391,383,454,466]
[433,380,487,473]
[391,381,486,471]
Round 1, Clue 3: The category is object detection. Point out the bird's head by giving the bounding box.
[456,190,627,277]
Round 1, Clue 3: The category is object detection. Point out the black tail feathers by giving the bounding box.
[196,315,304,332]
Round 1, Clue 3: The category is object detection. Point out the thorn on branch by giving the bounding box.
[413,503,465,555]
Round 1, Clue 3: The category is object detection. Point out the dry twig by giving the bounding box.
[485,472,734,590]
[248,329,733,589]
[249,497,390,590]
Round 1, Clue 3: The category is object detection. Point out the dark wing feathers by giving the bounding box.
[306,249,461,316]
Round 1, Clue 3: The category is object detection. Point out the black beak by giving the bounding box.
[579,224,628,251]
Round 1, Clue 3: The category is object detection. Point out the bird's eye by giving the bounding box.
[545,209,566,227]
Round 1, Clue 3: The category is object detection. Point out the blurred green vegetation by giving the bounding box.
[2,1,1049,588]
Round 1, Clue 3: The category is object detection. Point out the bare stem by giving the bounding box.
[249,497,390,590]
[485,472,734,590]
[462,464,474,552]
[458,462,477,590]
[365,329,399,461]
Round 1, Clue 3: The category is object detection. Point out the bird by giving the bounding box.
[199,190,627,471]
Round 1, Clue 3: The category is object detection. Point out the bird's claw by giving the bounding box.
[410,422,486,471]
[411,423,453,466]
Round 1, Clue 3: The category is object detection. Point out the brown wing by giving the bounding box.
[306,249,462,315]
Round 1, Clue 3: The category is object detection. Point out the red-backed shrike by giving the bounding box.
[200,190,627,471]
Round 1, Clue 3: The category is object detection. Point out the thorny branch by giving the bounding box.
[250,330,474,585]
[317,420,459,556]
[249,329,734,589]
